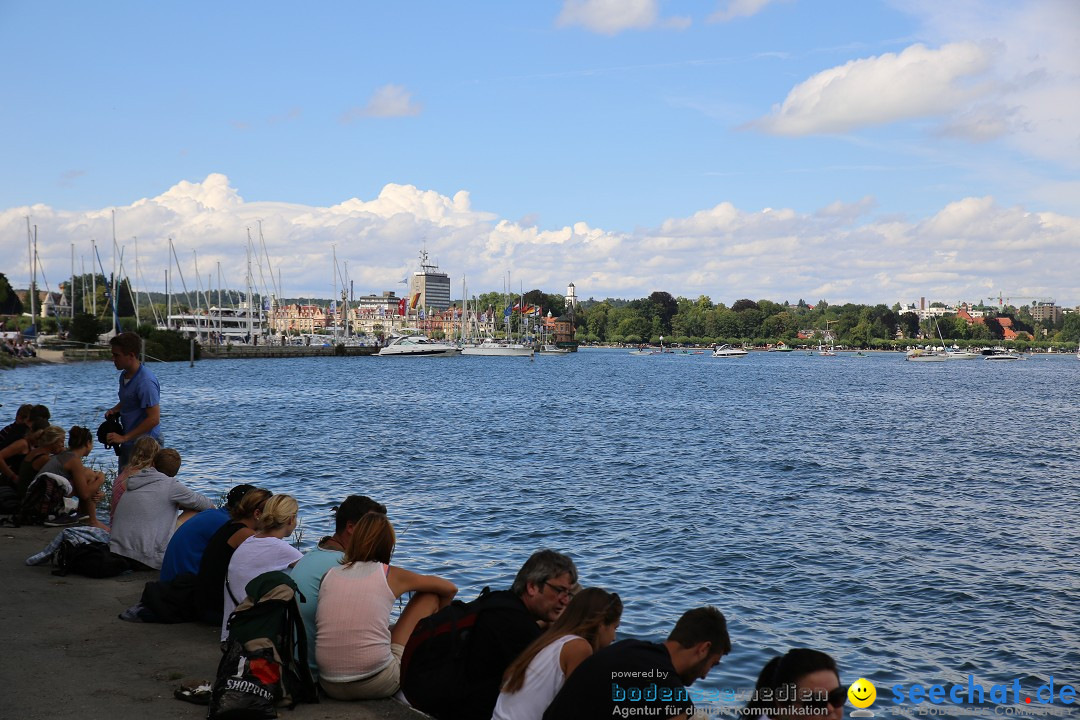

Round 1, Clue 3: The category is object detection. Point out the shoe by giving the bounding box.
[174,682,212,705]
[44,511,86,527]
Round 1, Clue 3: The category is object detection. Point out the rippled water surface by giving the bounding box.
[5,350,1078,716]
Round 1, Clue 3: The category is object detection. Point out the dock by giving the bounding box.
[1,525,424,719]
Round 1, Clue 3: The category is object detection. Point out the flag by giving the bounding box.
[330,300,337,315]
[378,306,385,317]
[513,303,521,312]
[419,308,425,320]
[398,298,406,316]
[503,304,513,318]
[410,292,421,310]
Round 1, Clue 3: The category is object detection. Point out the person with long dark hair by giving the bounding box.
[744,649,845,720]
[493,587,622,720]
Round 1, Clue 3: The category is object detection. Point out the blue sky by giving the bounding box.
[2,1,1078,306]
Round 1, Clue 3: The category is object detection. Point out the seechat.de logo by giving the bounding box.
[849,678,878,717]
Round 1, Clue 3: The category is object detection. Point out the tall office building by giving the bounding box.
[407,249,451,311]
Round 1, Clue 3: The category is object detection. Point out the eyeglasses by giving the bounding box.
[544,581,575,600]
[803,687,847,711]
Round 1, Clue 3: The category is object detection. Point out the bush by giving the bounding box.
[70,313,104,344]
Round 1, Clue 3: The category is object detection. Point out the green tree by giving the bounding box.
[70,312,103,344]
[0,273,24,314]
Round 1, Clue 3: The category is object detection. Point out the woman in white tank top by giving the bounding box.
[316,513,457,700]
[492,587,623,720]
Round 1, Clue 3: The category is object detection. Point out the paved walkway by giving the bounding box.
[1,525,425,720]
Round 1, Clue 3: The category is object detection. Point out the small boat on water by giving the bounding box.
[905,348,947,362]
[378,333,461,357]
[461,339,533,357]
[984,349,1022,361]
[712,344,749,358]
[538,344,571,356]
[768,342,793,352]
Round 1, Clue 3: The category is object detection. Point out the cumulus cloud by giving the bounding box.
[341,84,422,122]
[755,42,994,135]
[556,0,689,35]
[708,0,787,23]
[905,0,1080,168]
[2,175,1078,307]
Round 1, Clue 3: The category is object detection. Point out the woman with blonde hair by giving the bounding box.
[493,587,623,720]
[193,486,270,625]
[220,493,303,640]
[111,435,160,512]
[316,513,457,700]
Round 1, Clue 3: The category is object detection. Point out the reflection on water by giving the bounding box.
[6,350,1078,717]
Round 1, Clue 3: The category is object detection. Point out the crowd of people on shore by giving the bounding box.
[1,331,850,719]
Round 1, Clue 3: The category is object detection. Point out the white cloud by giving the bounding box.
[708,0,787,23]
[556,0,688,35]
[341,84,422,122]
[3,175,1079,307]
[755,42,994,135]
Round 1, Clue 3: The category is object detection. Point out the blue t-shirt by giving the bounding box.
[118,363,162,449]
[290,545,345,677]
[159,507,229,583]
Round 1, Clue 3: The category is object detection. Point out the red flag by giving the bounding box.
[398,298,406,316]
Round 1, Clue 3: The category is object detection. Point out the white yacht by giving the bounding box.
[905,348,947,362]
[378,334,461,357]
[164,305,267,345]
[461,339,533,357]
[712,344,749,358]
[538,344,571,356]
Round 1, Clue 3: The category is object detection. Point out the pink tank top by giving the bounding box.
[315,561,396,682]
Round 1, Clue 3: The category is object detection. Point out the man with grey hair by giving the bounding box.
[402,548,578,720]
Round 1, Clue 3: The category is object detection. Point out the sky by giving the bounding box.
[1,0,1078,307]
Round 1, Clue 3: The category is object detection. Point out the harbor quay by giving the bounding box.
[1,525,424,720]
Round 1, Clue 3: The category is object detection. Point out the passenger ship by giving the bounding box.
[163,304,268,345]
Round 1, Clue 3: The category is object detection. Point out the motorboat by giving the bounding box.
[984,349,1022,361]
[943,348,981,360]
[768,342,793,352]
[461,339,533,357]
[712,344,749,358]
[538,344,571,356]
[378,334,461,357]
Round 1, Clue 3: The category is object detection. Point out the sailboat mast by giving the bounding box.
[70,243,75,323]
[26,218,36,327]
[91,239,97,317]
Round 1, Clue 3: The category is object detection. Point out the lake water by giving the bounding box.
[4,349,1078,717]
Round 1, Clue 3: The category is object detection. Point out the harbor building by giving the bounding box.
[407,250,451,311]
[1029,300,1062,324]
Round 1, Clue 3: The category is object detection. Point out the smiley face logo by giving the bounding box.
[848,678,877,709]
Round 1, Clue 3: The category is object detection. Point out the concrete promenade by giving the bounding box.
[1,525,423,720]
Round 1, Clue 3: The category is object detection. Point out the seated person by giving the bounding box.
[158,483,255,584]
[402,548,578,720]
[0,416,49,485]
[543,606,731,720]
[194,487,271,625]
[35,426,107,529]
[744,649,845,720]
[109,447,214,570]
[221,494,303,640]
[111,436,160,512]
[16,425,65,499]
[494,587,623,720]
[292,494,387,680]
[316,513,456,700]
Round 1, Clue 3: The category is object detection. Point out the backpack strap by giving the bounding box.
[225,577,241,606]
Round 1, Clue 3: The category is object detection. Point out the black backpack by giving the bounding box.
[52,539,131,578]
[208,571,318,720]
[400,588,524,718]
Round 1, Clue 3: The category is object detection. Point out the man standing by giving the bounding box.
[543,605,732,720]
[105,332,161,468]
